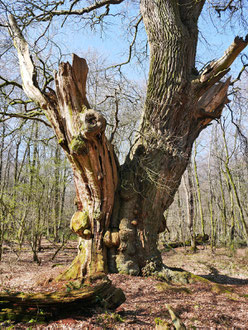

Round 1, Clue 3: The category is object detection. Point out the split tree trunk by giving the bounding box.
[8,0,248,281]
[8,17,126,308]
[9,14,119,279]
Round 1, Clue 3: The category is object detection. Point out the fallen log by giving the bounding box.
[0,275,125,323]
[164,234,209,249]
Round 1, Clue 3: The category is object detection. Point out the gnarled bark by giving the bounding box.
[108,0,248,277]
[7,14,125,312]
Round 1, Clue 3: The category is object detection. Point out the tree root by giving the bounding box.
[153,265,243,302]
[154,265,193,284]
[151,264,228,286]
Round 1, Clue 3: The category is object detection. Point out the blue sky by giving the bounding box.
[45,2,248,84]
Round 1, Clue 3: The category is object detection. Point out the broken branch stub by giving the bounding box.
[72,54,90,108]
[194,35,248,98]
[196,78,231,126]
[80,109,107,139]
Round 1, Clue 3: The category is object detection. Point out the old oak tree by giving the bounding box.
[4,0,248,296]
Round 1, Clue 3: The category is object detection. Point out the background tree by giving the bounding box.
[163,79,248,250]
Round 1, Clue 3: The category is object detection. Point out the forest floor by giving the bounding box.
[0,240,248,329]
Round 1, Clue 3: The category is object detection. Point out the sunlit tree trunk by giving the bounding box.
[193,143,205,236]
[217,163,228,244]
[0,122,5,183]
[183,164,196,251]
[112,0,235,275]
[220,121,248,244]
[0,122,6,260]
[53,145,61,241]
[177,190,186,246]
[16,127,34,249]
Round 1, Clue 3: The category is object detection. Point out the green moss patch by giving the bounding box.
[70,210,90,237]
[155,282,192,294]
[70,136,87,155]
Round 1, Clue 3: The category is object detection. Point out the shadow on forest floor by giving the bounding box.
[199,266,248,285]
[162,247,248,286]
[1,243,248,328]
[200,274,248,285]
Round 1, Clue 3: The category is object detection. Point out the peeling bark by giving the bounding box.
[8,16,118,280]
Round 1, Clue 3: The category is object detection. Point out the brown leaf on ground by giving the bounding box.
[0,242,248,328]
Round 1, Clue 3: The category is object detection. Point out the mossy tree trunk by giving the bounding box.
[109,0,248,276]
[8,0,248,280]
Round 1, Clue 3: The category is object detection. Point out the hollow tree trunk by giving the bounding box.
[8,0,248,280]
[52,58,119,279]
[8,16,119,279]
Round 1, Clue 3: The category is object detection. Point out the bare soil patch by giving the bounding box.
[0,242,248,328]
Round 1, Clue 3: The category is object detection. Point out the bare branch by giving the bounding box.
[8,99,33,106]
[227,104,248,155]
[0,111,51,127]
[106,15,142,70]
[109,90,120,143]
[0,76,23,90]
[230,54,248,85]
[26,0,125,22]
[214,0,237,17]
[8,14,46,107]
[200,36,248,83]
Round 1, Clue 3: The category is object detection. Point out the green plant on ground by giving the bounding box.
[95,311,125,328]
[154,317,170,329]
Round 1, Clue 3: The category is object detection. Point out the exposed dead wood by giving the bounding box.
[195,78,231,127]
[0,276,125,322]
[8,12,120,298]
[71,54,90,108]
[194,35,248,97]
[166,304,186,330]
[8,15,66,145]
[192,39,246,133]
